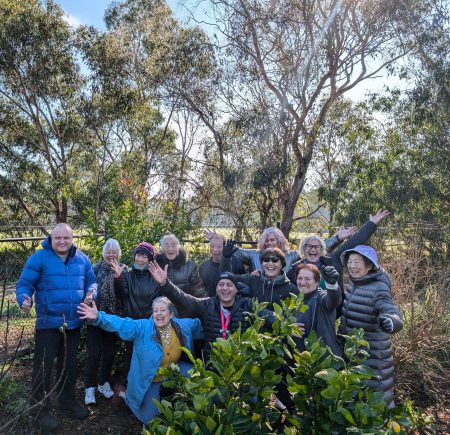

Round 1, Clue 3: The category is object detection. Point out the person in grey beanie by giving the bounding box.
[339,245,403,407]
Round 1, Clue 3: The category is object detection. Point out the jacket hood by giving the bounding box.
[340,245,380,270]
[42,235,77,259]
[261,270,291,286]
[156,248,187,268]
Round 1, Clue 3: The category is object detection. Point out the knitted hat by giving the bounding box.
[133,242,155,261]
[259,247,286,268]
[340,245,379,270]
[215,272,239,291]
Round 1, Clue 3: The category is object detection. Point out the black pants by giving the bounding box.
[85,325,117,388]
[31,328,81,409]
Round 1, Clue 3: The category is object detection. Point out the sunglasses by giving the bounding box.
[305,244,322,250]
[262,257,281,263]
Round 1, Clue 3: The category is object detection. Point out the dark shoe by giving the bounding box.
[38,408,59,432]
[57,400,89,420]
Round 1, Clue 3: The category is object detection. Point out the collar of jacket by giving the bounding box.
[131,267,150,277]
[261,271,291,285]
[151,319,186,347]
[156,249,187,269]
[350,267,390,287]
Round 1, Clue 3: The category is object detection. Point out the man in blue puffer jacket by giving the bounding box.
[16,223,97,432]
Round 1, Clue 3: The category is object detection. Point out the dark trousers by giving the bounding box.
[85,325,117,388]
[31,328,81,409]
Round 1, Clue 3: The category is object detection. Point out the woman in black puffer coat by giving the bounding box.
[339,245,403,407]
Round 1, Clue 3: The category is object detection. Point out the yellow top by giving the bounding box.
[153,327,182,383]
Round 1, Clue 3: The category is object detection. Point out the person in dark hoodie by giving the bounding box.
[220,241,299,309]
[294,263,342,356]
[339,245,403,407]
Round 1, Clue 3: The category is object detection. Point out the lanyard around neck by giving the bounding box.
[220,307,231,339]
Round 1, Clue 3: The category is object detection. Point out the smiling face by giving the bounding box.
[216,279,238,306]
[134,253,150,268]
[153,301,173,328]
[51,224,73,257]
[261,256,283,278]
[296,268,319,295]
[264,233,279,249]
[303,238,323,263]
[347,253,372,279]
[162,236,179,261]
[104,248,120,266]
[210,237,224,263]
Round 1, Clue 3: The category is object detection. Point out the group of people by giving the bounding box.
[15,209,403,431]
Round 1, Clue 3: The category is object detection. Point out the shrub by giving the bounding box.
[146,297,422,434]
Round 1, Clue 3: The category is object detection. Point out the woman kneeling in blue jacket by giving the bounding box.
[77,296,202,424]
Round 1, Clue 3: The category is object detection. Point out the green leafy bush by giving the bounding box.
[145,297,425,434]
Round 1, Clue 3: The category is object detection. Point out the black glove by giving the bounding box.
[222,239,238,258]
[322,266,339,285]
[378,315,394,333]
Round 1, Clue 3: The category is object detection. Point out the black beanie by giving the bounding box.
[214,272,239,291]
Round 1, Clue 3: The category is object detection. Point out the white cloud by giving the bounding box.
[63,13,82,28]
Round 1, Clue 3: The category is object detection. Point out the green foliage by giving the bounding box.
[84,199,196,264]
[145,297,421,434]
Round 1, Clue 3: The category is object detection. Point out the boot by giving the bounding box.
[57,399,89,420]
[37,407,59,432]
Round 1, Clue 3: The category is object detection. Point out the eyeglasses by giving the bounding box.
[305,244,322,251]
[262,257,281,263]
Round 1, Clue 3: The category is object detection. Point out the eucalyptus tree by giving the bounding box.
[171,0,420,236]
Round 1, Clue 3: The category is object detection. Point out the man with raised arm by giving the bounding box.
[16,223,96,432]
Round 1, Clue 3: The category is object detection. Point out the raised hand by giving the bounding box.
[222,239,238,258]
[84,289,94,307]
[77,300,99,321]
[148,261,168,286]
[370,209,390,225]
[21,294,32,313]
[336,226,357,241]
[322,266,339,285]
[251,270,261,277]
[110,258,125,279]
[203,229,217,241]
[378,315,394,333]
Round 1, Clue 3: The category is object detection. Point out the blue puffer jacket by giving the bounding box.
[16,237,96,330]
[93,313,203,415]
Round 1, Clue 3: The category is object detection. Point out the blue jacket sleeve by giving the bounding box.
[16,254,41,307]
[93,311,143,341]
[84,257,97,298]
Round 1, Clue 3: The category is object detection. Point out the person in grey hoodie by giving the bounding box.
[339,245,403,407]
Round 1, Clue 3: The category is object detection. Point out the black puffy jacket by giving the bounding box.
[339,267,403,407]
[159,280,275,360]
[115,268,161,320]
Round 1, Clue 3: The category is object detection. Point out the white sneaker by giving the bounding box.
[98,382,114,399]
[85,387,96,405]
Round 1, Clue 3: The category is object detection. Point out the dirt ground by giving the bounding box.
[2,351,449,434]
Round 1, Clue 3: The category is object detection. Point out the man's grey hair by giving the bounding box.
[299,235,326,256]
[102,238,121,260]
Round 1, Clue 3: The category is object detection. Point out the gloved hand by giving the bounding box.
[222,239,238,258]
[322,266,339,285]
[378,315,394,333]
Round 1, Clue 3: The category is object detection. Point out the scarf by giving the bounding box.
[96,262,119,314]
